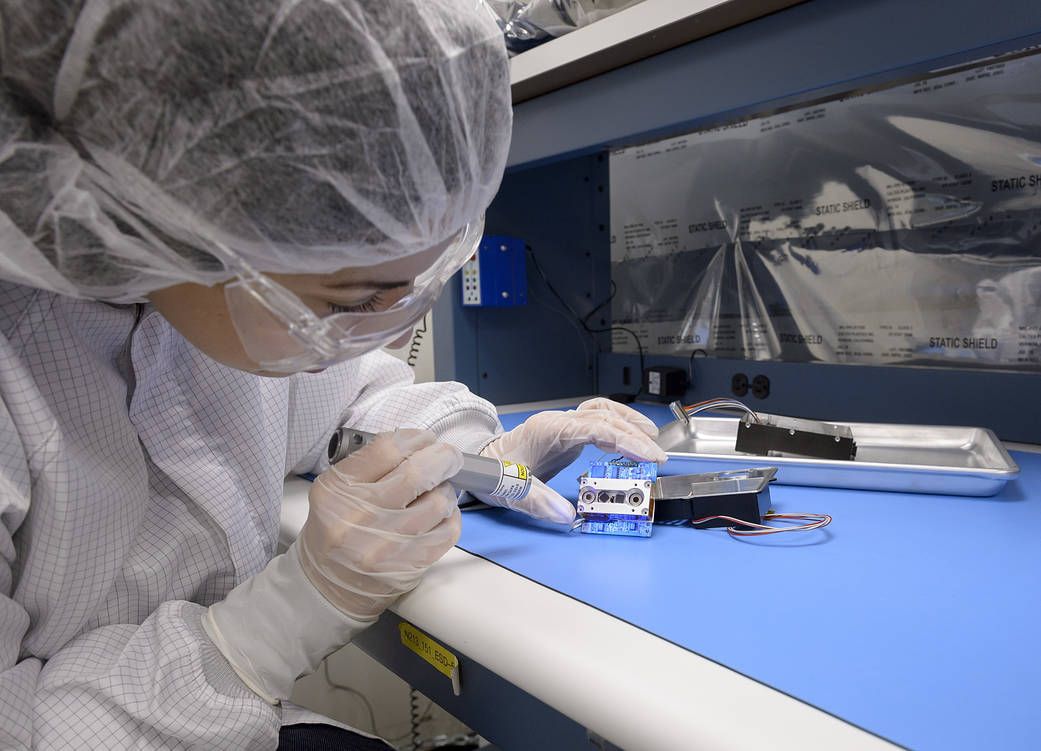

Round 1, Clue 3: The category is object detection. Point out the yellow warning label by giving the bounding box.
[399,622,458,680]
[502,461,529,480]
[490,460,532,503]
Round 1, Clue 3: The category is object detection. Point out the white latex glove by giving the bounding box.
[479,398,668,524]
[298,429,463,619]
[203,429,461,704]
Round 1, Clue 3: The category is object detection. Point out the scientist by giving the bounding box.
[0,1,665,749]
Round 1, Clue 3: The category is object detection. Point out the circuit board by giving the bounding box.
[587,459,659,481]
[576,458,658,537]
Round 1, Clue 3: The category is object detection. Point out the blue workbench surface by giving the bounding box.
[459,404,1041,751]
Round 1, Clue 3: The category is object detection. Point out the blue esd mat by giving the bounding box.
[457,404,1041,751]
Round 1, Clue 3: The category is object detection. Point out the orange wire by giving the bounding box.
[690,512,832,538]
[680,397,759,422]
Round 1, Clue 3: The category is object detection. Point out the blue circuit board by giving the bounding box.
[587,458,659,481]
[578,513,653,538]
[578,458,657,538]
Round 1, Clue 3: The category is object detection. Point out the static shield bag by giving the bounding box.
[608,48,1041,372]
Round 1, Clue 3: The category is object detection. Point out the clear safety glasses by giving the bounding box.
[223,218,484,374]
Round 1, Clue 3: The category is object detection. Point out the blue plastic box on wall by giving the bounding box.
[460,235,528,307]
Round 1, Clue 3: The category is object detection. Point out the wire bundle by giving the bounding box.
[678,397,760,422]
[691,512,832,537]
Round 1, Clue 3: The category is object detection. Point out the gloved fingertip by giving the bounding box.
[547,503,577,525]
[435,484,460,519]
[527,480,577,524]
[448,509,463,542]
[616,435,669,464]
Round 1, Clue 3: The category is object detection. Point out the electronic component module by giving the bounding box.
[576,459,658,537]
[575,460,825,538]
[654,468,775,528]
[735,413,856,461]
[669,399,857,461]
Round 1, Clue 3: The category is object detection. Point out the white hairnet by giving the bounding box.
[0,0,511,302]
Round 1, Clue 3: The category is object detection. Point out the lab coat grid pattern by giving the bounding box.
[0,281,500,749]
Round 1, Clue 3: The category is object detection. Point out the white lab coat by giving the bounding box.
[0,280,500,749]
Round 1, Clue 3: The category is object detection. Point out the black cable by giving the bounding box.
[410,688,423,751]
[578,279,616,327]
[580,280,645,381]
[525,246,644,396]
[407,315,428,367]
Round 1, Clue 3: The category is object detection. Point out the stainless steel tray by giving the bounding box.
[657,417,1020,496]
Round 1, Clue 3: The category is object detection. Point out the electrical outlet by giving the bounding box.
[731,372,749,397]
[461,252,481,306]
[460,236,527,307]
[752,374,771,399]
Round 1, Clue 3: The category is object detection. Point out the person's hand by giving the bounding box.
[298,429,463,620]
[203,429,462,704]
[478,398,667,524]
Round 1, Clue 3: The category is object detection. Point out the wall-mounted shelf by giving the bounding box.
[507,0,1041,169]
[509,0,805,104]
